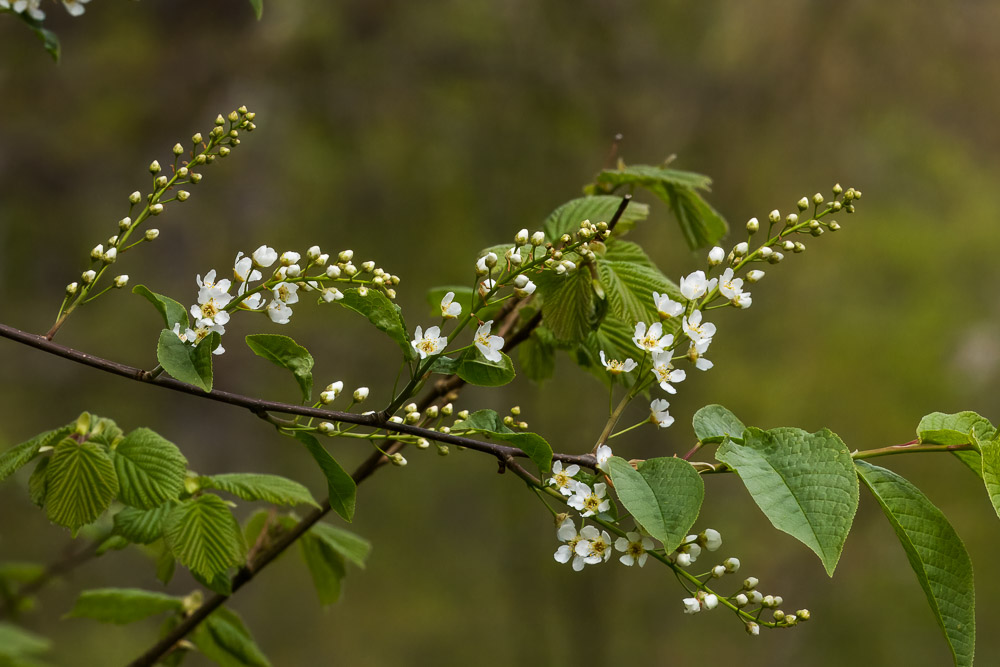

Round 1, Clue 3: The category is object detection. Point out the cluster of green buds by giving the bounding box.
[730,575,810,634]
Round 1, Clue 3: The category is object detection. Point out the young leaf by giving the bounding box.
[979,434,1000,520]
[716,427,858,576]
[606,456,704,552]
[193,570,234,596]
[592,164,713,192]
[15,11,60,62]
[336,288,416,361]
[457,350,516,387]
[45,438,120,533]
[296,433,356,522]
[192,606,271,667]
[662,182,728,251]
[132,285,189,329]
[309,523,371,569]
[536,268,596,345]
[595,258,680,324]
[201,473,320,509]
[917,411,994,446]
[428,355,461,376]
[245,334,315,403]
[0,622,51,660]
[96,535,130,556]
[67,588,183,625]
[114,503,174,544]
[0,424,72,482]
[113,428,188,509]
[28,456,49,507]
[856,461,975,667]
[248,0,263,20]
[156,329,218,392]
[299,534,346,605]
[692,405,746,444]
[543,195,649,241]
[163,494,247,580]
[453,409,513,433]
[518,326,556,383]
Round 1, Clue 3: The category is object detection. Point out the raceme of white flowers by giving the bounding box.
[1,0,90,20]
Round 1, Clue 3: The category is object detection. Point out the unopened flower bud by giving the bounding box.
[759,246,773,259]
[734,242,749,256]
[785,213,798,226]
[118,217,132,231]
[102,248,117,264]
[734,593,749,607]
[149,160,161,174]
[743,577,759,590]
[514,228,529,244]
[796,609,810,621]
[404,403,418,413]
[416,438,430,449]
[746,269,765,283]
[215,114,225,126]
[531,231,545,246]
[405,412,421,424]
[90,244,104,260]
[176,190,190,202]
[828,221,841,231]
[344,263,358,276]
[457,410,470,420]
[150,203,164,215]
[513,274,529,288]
[129,191,142,204]
[769,251,784,263]
[192,132,203,144]
[424,406,439,419]
[326,265,342,278]
[484,252,498,269]
[81,270,97,284]
[219,146,231,158]
[113,275,129,288]
[812,192,824,204]
[172,143,184,156]
[190,172,203,184]
[285,264,301,278]
[832,183,843,195]
[782,240,795,251]
[319,422,336,435]
[746,217,759,233]
[793,241,805,253]
[700,528,722,551]
[762,595,776,608]
[724,557,740,572]
[389,416,403,424]
[154,176,168,189]
[746,622,760,637]
[339,249,354,262]
[773,609,785,622]
[357,285,368,297]
[708,246,725,265]
[325,380,343,395]
[362,260,375,272]
[503,416,515,427]
[320,391,337,404]
[306,245,322,260]
[353,387,369,401]
[441,403,453,416]
[66,282,79,296]
[768,209,781,223]
[711,565,726,578]
[797,197,809,211]
[437,444,450,456]
[145,229,160,241]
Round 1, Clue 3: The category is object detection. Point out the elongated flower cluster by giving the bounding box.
[1,0,90,20]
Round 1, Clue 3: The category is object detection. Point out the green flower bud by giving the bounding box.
[215,114,225,126]
[812,192,824,204]
[129,190,142,204]
[797,197,809,211]
[149,160,161,174]
[172,143,184,156]
[746,217,759,233]
[192,132,203,144]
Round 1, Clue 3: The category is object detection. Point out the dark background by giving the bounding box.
[2,1,999,665]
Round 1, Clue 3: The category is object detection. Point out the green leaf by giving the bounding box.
[309,523,371,569]
[299,534,345,606]
[427,355,461,375]
[96,535,130,556]
[192,606,271,667]
[692,405,746,444]
[336,288,416,361]
[27,457,49,507]
[113,503,173,544]
[952,450,984,480]
[193,570,234,596]
[156,329,218,392]
[14,11,60,63]
[662,182,728,250]
[452,410,551,472]
[716,427,858,576]
[453,409,513,433]
[0,562,45,585]
[163,495,246,580]
[917,411,994,446]
[856,461,975,667]
[593,164,714,192]
[132,285,189,329]
[518,326,556,383]
[67,588,183,625]
[201,473,319,508]
[543,196,649,241]
[248,0,263,20]
[88,417,124,449]
[536,268,596,345]
[113,428,188,509]
[606,456,704,551]
[595,258,681,324]
[45,438,119,533]
[979,434,1000,520]
[0,622,50,660]
[296,433,356,522]
[244,334,315,403]
[155,549,176,586]
[457,350,516,387]
[0,424,72,482]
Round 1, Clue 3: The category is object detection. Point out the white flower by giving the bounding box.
[649,399,674,428]
[701,528,722,551]
[747,269,765,283]
[62,0,88,17]
[234,252,262,283]
[679,270,717,300]
[632,321,672,353]
[553,518,587,571]
[171,323,189,343]
[508,249,522,265]
[615,532,653,567]
[192,280,232,327]
[718,268,743,299]
[546,461,581,496]
[197,269,232,295]
[280,251,301,266]
[595,444,612,471]
[689,339,714,371]
[708,246,725,265]
[267,299,293,324]
[480,278,497,291]
[411,325,448,359]
[652,291,684,319]
[568,482,610,517]
[185,318,226,356]
[273,282,299,305]
[474,320,505,362]
[574,526,613,565]
[724,557,741,572]
[251,245,278,268]
[326,265,342,279]
[476,252,498,274]
[682,597,701,614]
[682,310,716,345]
[746,622,760,636]
[440,291,462,319]
[600,350,637,375]
[650,351,686,394]
[514,274,536,296]
[703,594,719,610]
[732,291,752,309]
[13,0,44,20]
[243,293,265,310]
[321,288,344,302]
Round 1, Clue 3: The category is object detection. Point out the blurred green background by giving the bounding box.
[2,0,999,664]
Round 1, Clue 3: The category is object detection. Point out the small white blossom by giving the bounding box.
[747,269,765,283]
[546,461,581,496]
[732,291,752,309]
[321,288,344,302]
[252,245,278,268]
[632,321,672,353]
[682,597,701,614]
[440,291,462,319]
[553,518,587,571]
[62,0,89,18]
[267,299,293,324]
[649,399,674,428]
[273,282,299,305]
[575,526,613,565]
[746,622,760,636]
[476,252,498,274]
[688,339,714,371]
[243,293,265,310]
[718,268,743,300]
[411,325,448,359]
[326,265,342,278]
[682,310,716,345]
[568,482,610,517]
[650,351,686,394]
[113,275,129,288]
[13,0,44,20]
[724,557,741,572]
[600,350,637,375]
[481,278,496,291]
[652,291,684,319]
[280,251,301,266]
[701,528,722,551]
[474,320,505,362]
[615,532,653,567]
[595,444,612,471]
[234,252,262,283]
[192,275,232,327]
[679,270,717,300]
